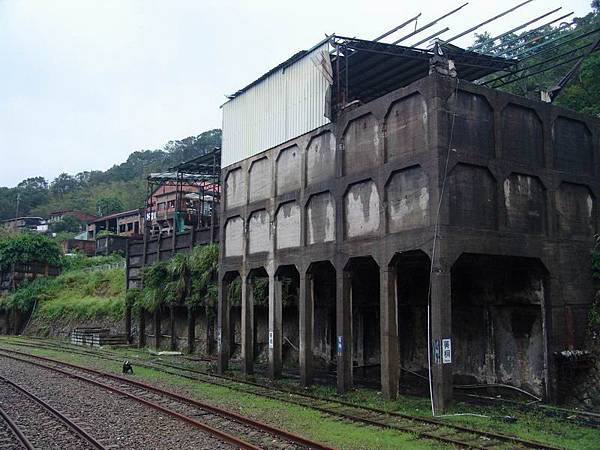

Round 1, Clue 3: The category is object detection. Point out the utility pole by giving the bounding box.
[15,193,20,219]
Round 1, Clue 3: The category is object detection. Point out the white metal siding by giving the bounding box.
[222,44,331,168]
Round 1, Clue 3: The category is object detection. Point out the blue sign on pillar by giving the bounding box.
[337,335,343,356]
[433,339,441,364]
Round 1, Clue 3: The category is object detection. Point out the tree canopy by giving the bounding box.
[0,129,221,221]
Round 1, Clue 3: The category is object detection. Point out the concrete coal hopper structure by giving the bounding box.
[216,29,600,412]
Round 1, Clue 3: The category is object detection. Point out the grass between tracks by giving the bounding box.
[2,337,600,449]
[0,338,447,450]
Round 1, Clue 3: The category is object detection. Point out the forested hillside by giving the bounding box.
[473,2,600,115]
[0,129,221,221]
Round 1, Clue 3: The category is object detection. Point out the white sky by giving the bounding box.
[0,0,593,187]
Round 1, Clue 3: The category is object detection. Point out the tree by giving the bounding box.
[50,215,85,233]
[50,173,79,198]
[0,233,62,271]
[96,197,124,217]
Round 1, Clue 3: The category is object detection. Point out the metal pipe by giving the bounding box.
[445,0,534,44]
[514,25,600,60]
[485,11,573,54]
[508,22,580,57]
[391,2,468,45]
[517,26,600,63]
[373,13,422,42]
[493,52,593,88]
[413,27,450,48]
[471,7,561,51]
[483,41,593,85]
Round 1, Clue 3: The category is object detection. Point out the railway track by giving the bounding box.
[0,347,332,450]
[0,403,33,450]
[0,374,105,450]
[0,339,563,450]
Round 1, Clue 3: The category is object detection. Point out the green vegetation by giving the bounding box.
[0,255,125,321]
[134,244,219,315]
[3,338,599,450]
[0,232,62,270]
[473,3,600,116]
[0,129,221,220]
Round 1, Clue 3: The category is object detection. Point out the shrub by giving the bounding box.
[0,233,62,271]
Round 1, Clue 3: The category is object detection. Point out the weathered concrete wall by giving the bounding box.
[556,182,594,238]
[249,157,271,203]
[307,132,336,185]
[248,210,270,254]
[448,164,497,230]
[276,145,301,194]
[503,174,546,234]
[344,180,380,239]
[219,73,600,401]
[276,202,300,249]
[343,114,380,176]
[225,168,245,209]
[307,192,335,244]
[386,166,429,232]
[385,93,428,161]
[224,217,244,257]
[553,117,593,175]
[501,104,544,166]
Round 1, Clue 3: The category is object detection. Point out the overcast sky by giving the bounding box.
[0,0,593,187]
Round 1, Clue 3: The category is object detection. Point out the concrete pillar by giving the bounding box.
[336,270,353,394]
[187,306,195,354]
[217,277,231,374]
[153,308,161,350]
[380,265,399,400]
[268,272,282,379]
[299,272,314,386]
[205,302,214,356]
[125,303,132,344]
[430,267,452,413]
[169,306,177,351]
[138,311,146,348]
[241,275,255,376]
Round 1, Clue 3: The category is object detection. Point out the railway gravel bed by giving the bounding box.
[0,407,30,450]
[0,356,237,450]
[2,340,558,449]
[0,349,331,450]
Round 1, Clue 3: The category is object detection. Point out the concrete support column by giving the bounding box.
[268,272,282,380]
[125,303,132,344]
[217,278,231,374]
[205,302,214,356]
[380,265,399,400]
[138,311,146,348]
[299,272,314,386]
[336,270,353,394]
[153,308,161,350]
[542,274,557,402]
[170,306,177,351]
[187,306,195,354]
[241,275,255,376]
[430,267,453,413]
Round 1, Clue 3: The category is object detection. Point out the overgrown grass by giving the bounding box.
[34,268,125,321]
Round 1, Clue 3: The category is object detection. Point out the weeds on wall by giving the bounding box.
[134,244,219,316]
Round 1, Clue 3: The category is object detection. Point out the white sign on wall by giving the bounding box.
[442,338,452,364]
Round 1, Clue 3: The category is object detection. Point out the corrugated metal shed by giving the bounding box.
[221,42,332,168]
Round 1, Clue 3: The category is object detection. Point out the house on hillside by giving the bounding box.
[48,209,96,224]
[86,209,143,240]
[2,217,48,233]
[146,178,219,235]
